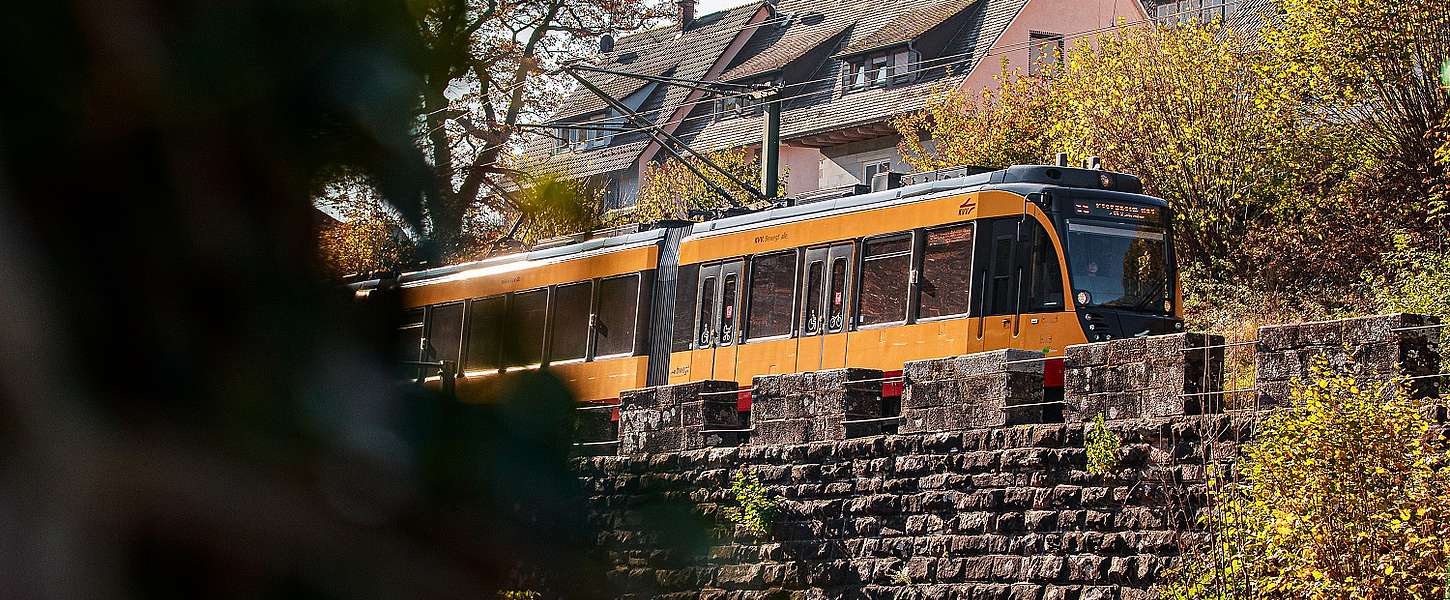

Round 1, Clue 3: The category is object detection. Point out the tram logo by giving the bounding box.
[957,198,978,216]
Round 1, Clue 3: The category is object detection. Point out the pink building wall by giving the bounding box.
[958,0,1151,94]
[781,145,823,196]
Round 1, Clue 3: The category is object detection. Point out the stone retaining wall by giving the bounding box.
[1255,313,1440,406]
[576,416,1254,600]
[1064,333,1224,423]
[900,349,1045,433]
[576,313,1441,598]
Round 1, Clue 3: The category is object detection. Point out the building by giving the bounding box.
[521,0,1150,210]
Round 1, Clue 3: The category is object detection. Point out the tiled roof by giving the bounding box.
[839,0,979,56]
[521,3,767,174]
[515,140,648,184]
[549,3,765,122]
[1221,0,1280,47]
[677,0,1027,151]
[720,21,851,81]
[520,0,1028,177]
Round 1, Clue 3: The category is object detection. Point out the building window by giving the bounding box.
[863,160,892,184]
[857,234,912,326]
[844,48,915,93]
[716,92,756,120]
[1029,32,1064,76]
[553,113,613,153]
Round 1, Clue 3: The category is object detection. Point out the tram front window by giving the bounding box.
[1067,222,1168,311]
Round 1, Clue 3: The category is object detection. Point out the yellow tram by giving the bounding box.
[356,164,1183,408]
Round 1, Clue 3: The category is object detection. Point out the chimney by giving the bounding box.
[678,0,695,29]
[599,33,615,53]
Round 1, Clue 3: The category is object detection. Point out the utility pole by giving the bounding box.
[760,86,782,199]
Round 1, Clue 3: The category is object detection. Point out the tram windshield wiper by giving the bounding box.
[1128,281,1166,312]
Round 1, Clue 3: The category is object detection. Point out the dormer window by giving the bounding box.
[843,47,915,93]
[551,112,614,153]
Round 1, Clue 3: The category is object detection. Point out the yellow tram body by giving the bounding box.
[368,165,1184,405]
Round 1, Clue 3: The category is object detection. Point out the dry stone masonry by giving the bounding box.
[1255,313,1440,406]
[577,314,1441,599]
[900,349,1046,433]
[618,379,740,454]
[1064,333,1225,423]
[752,368,885,445]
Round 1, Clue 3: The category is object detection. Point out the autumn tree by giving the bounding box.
[1260,0,1450,226]
[893,60,1059,172]
[632,148,783,223]
[315,170,417,277]
[411,0,663,255]
[1051,21,1310,280]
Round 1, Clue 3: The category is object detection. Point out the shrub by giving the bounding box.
[1369,232,1450,320]
[723,469,779,539]
[1158,361,1450,599]
[1085,413,1121,476]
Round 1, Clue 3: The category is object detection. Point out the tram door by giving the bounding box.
[798,243,854,371]
[973,219,1021,352]
[690,260,745,381]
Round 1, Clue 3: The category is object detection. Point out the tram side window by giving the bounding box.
[398,308,424,378]
[747,251,795,339]
[504,289,548,367]
[1024,222,1065,311]
[827,257,847,332]
[697,275,717,346]
[551,282,592,362]
[803,260,824,335]
[596,275,639,357]
[426,302,465,366]
[988,233,1016,315]
[465,296,505,372]
[720,273,738,345]
[672,264,699,352]
[918,225,974,319]
[857,234,912,326]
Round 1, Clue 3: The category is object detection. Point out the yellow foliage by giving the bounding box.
[509,172,606,245]
[893,60,1060,172]
[632,148,783,223]
[1159,361,1450,599]
[317,204,415,278]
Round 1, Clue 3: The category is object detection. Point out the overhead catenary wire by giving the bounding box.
[442,7,1228,178]
[532,0,1262,134]
[434,0,1264,165]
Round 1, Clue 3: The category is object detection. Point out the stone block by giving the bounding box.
[618,380,737,455]
[1255,313,1441,406]
[902,350,1046,433]
[1066,341,1109,368]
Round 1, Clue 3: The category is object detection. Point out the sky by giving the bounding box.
[695,0,754,17]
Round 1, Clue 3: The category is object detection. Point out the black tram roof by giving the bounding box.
[352,165,1159,290]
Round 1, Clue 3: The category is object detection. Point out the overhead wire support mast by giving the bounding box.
[561,64,771,203]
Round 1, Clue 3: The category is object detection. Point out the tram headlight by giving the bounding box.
[1076,290,1091,306]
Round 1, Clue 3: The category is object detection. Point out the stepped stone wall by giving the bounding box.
[575,313,1441,599]
[1255,313,1440,406]
[1064,333,1225,422]
[900,349,1046,433]
[576,416,1252,600]
[752,368,886,445]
